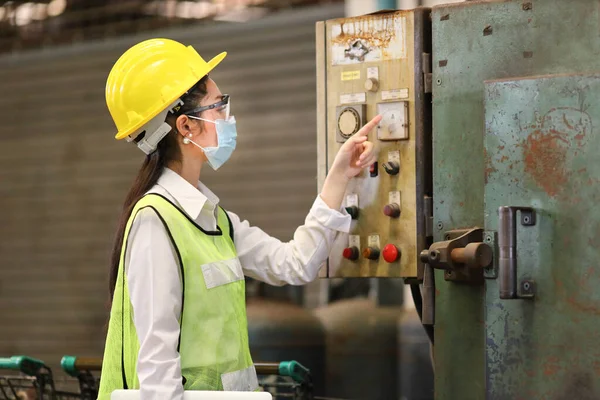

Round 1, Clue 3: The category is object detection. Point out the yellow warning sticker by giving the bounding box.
[341,71,361,81]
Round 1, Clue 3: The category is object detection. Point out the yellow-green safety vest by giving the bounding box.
[97,194,257,399]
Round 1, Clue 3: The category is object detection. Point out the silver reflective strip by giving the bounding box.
[201,258,244,289]
[221,364,259,391]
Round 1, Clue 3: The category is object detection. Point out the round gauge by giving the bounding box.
[338,108,361,138]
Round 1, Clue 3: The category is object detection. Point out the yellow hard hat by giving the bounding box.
[106,38,226,140]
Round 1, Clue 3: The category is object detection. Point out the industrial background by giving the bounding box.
[5,0,592,400]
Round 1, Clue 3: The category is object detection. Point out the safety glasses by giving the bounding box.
[185,94,230,120]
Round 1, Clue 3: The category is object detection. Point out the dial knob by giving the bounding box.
[345,206,359,220]
[364,78,379,92]
[382,162,399,175]
[384,203,401,218]
[338,108,361,138]
[383,244,400,263]
[363,246,380,260]
[343,246,359,261]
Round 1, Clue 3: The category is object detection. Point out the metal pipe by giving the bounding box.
[498,206,517,299]
[254,363,280,376]
[74,357,103,371]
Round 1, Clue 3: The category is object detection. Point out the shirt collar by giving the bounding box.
[156,168,220,220]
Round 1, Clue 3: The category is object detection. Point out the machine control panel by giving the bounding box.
[316,9,432,278]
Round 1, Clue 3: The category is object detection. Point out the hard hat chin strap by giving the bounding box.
[127,99,184,155]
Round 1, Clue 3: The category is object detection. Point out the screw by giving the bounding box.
[436,78,442,86]
[524,216,530,223]
[523,282,531,291]
[437,221,444,230]
[485,235,492,243]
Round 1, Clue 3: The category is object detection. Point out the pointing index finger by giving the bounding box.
[356,114,383,137]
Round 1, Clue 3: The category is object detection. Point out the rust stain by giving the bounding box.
[563,114,574,129]
[543,356,561,376]
[459,202,464,207]
[523,129,568,197]
[332,15,398,54]
[566,296,600,315]
[594,360,600,377]
[500,155,509,162]
[484,148,497,184]
[498,145,505,150]
[522,107,592,197]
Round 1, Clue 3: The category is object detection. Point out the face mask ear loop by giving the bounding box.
[188,115,216,124]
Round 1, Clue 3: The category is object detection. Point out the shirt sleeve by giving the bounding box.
[229,194,352,286]
[125,207,184,400]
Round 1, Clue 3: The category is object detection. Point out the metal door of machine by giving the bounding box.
[484,73,600,399]
[429,1,600,399]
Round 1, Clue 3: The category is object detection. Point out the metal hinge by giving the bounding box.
[422,52,432,93]
[424,195,434,238]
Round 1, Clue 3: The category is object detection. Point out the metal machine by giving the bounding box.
[317,1,600,398]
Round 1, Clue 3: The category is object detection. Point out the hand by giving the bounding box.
[330,114,382,180]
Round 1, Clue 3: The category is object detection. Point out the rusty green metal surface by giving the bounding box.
[484,73,600,400]
[432,1,600,399]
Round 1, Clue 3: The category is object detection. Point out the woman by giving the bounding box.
[97,38,381,400]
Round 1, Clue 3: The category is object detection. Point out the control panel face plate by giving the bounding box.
[316,10,431,278]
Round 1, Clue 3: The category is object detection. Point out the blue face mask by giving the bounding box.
[186,115,237,170]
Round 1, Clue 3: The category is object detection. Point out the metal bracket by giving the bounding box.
[420,228,493,284]
[423,52,432,93]
[498,206,536,299]
[483,231,498,279]
[520,279,536,299]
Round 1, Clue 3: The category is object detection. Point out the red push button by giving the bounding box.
[343,246,359,261]
[383,244,400,263]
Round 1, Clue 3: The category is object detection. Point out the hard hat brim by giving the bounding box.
[114,51,227,141]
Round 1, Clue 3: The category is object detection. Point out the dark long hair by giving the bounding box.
[108,76,210,302]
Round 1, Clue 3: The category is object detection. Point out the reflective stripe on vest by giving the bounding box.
[97,194,256,399]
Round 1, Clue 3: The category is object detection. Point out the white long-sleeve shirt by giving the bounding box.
[125,167,351,399]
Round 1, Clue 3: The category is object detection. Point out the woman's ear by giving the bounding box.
[175,115,192,136]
